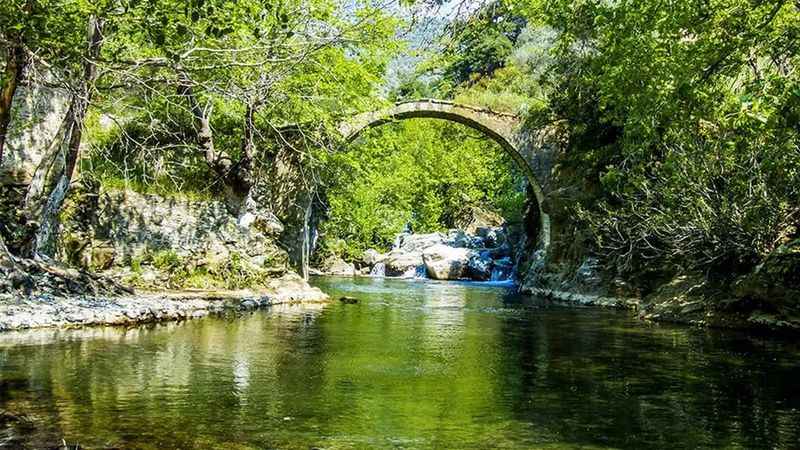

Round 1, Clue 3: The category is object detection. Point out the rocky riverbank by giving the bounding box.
[322,227,518,282]
[0,273,328,332]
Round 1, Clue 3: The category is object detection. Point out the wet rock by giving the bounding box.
[339,296,359,304]
[361,249,386,266]
[485,243,512,259]
[467,252,494,281]
[476,226,507,248]
[447,230,484,249]
[422,244,475,280]
[240,299,258,310]
[385,250,424,277]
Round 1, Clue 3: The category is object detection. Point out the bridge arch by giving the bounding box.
[337,99,550,252]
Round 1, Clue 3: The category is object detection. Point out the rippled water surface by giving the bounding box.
[1,277,799,449]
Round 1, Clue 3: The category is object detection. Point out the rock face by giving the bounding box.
[59,186,291,289]
[423,245,475,280]
[1,74,70,184]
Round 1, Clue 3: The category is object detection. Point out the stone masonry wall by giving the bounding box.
[60,185,291,288]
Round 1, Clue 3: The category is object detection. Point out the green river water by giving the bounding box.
[1,276,799,449]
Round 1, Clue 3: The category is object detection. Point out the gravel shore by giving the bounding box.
[0,275,329,331]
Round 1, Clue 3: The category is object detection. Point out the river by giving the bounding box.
[1,277,799,449]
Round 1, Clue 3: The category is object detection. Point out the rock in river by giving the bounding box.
[422,244,475,280]
[467,251,494,281]
[328,258,356,276]
[385,250,424,277]
[361,249,386,267]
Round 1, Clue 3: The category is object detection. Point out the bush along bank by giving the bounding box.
[516,137,800,333]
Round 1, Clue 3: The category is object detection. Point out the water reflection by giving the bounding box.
[0,278,798,449]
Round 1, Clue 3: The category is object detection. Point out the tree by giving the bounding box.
[97,0,399,210]
[30,14,105,256]
[8,0,397,260]
[1,0,83,267]
[437,1,527,89]
[537,0,800,278]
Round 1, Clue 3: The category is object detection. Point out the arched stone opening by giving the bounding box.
[337,99,550,253]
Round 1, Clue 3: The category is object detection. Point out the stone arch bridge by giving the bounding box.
[337,99,553,252]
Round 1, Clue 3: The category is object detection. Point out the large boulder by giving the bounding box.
[422,244,476,280]
[476,226,507,248]
[385,250,423,277]
[361,249,386,267]
[447,230,484,249]
[396,233,445,253]
[327,258,356,277]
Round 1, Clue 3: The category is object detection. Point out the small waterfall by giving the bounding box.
[490,257,515,283]
[400,265,427,279]
[490,265,515,282]
[401,266,416,278]
[370,263,386,278]
[490,268,505,282]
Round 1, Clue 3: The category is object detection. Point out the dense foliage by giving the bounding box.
[318,119,526,261]
[534,0,800,280]
[3,0,799,295]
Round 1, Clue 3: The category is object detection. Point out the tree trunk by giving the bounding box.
[242,102,256,162]
[177,70,222,172]
[0,4,31,267]
[0,45,26,164]
[0,231,16,270]
[31,16,104,258]
[301,194,312,280]
[177,70,254,210]
[0,0,32,164]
